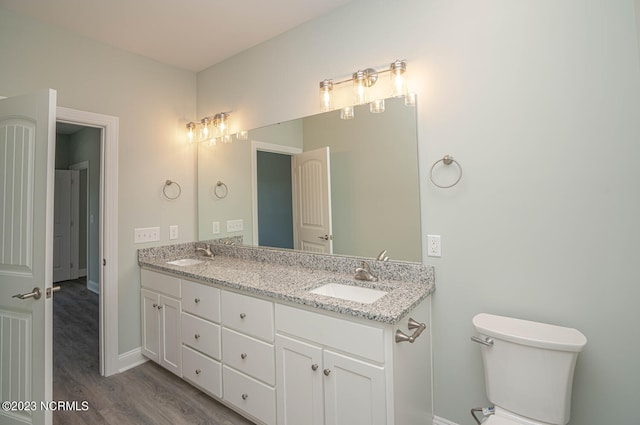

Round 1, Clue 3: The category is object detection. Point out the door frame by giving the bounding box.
[57,106,119,377]
[250,141,302,246]
[68,161,91,287]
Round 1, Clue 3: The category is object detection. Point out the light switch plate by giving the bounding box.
[227,219,243,232]
[134,227,160,244]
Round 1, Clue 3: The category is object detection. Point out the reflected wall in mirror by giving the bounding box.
[198,96,421,262]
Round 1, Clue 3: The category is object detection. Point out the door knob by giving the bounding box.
[12,287,41,300]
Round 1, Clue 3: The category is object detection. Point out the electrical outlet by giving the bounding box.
[227,219,244,232]
[134,227,160,244]
[169,225,179,240]
[427,235,441,257]
[212,221,220,234]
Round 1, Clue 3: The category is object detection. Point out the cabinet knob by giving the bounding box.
[240,353,247,360]
[323,368,331,376]
[152,303,157,308]
[194,334,200,340]
[195,369,201,375]
[157,305,163,310]
[194,298,200,304]
[241,393,249,400]
[240,312,246,319]
[311,364,319,371]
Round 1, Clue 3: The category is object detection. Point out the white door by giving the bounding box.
[291,147,333,253]
[323,350,386,425]
[275,335,324,425]
[0,89,57,425]
[53,169,79,283]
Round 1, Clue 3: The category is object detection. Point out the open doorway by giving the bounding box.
[55,106,119,378]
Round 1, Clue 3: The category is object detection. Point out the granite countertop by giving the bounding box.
[138,242,435,325]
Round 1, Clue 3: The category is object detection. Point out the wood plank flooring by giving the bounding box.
[53,279,254,425]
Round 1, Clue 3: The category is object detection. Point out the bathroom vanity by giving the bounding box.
[138,243,435,425]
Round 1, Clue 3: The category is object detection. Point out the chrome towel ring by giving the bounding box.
[214,181,228,199]
[429,155,462,188]
[163,179,182,200]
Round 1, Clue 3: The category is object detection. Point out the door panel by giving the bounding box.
[0,89,57,425]
[292,147,333,254]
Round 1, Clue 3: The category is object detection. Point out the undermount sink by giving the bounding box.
[310,283,387,304]
[166,258,204,266]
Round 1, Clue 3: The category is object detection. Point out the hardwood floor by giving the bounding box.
[53,279,254,425]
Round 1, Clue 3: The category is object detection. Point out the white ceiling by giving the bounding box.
[0,0,352,72]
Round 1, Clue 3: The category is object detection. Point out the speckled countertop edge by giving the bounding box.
[138,243,435,325]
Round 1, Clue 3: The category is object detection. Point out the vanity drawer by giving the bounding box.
[141,269,180,298]
[223,366,276,425]
[181,312,221,360]
[221,291,274,342]
[181,279,220,322]
[222,328,275,385]
[182,346,222,398]
[276,304,385,363]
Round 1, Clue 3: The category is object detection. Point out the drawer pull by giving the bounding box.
[323,368,331,376]
[311,364,319,371]
[194,298,200,304]
[240,353,247,360]
[240,312,246,319]
[194,333,200,340]
[195,369,201,375]
[241,393,249,400]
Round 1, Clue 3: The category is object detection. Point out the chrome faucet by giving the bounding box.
[195,243,214,258]
[354,261,378,282]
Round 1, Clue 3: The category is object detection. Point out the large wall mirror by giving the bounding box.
[197,96,422,262]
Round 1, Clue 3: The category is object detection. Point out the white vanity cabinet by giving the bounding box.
[180,279,222,398]
[221,291,277,425]
[275,300,432,425]
[140,270,182,376]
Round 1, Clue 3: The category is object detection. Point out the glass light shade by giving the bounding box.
[405,92,417,107]
[199,117,211,141]
[390,60,407,97]
[186,122,195,142]
[319,79,333,112]
[214,112,229,138]
[340,106,355,120]
[370,99,385,114]
[353,70,368,105]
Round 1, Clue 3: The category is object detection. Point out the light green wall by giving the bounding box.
[197,1,640,424]
[0,6,197,354]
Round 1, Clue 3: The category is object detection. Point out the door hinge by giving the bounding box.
[103,259,106,266]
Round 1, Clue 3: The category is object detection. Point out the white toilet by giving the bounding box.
[472,313,587,425]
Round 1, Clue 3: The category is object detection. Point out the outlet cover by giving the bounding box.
[212,221,220,234]
[169,225,179,240]
[427,235,441,257]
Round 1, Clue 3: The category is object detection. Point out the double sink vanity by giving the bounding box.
[138,241,435,425]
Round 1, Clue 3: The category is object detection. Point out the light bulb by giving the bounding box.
[319,79,333,112]
[390,60,407,97]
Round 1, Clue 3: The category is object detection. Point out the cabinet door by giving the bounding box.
[323,350,386,425]
[141,289,160,362]
[159,295,182,376]
[275,335,324,425]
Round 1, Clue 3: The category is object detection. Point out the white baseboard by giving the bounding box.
[78,268,87,277]
[87,279,99,295]
[433,416,460,425]
[118,347,148,373]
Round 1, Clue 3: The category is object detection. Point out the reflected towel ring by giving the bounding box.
[214,181,228,199]
[429,155,462,188]
[163,179,182,200]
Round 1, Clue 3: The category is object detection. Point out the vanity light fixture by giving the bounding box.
[185,111,232,144]
[370,99,385,114]
[340,106,355,120]
[319,59,408,114]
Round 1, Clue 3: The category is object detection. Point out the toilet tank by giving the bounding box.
[473,313,587,425]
